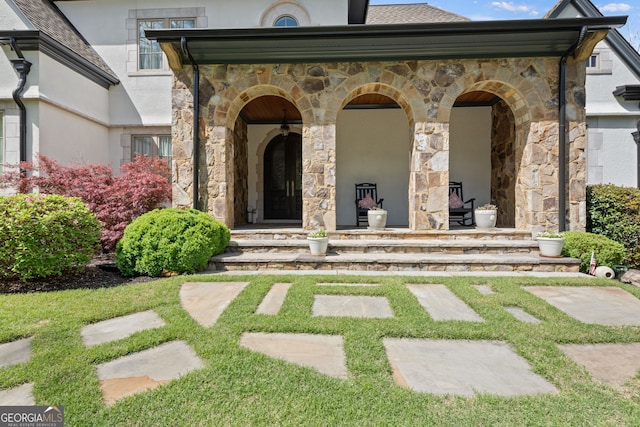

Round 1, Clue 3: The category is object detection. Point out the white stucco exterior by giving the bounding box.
[554,4,640,187]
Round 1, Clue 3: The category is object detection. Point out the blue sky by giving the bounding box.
[369,1,639,50]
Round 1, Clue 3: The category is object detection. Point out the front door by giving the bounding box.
[264,133,302,220]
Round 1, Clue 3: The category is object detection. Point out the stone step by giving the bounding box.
[226,239,539,255]
[231,228,535,241]
[209,252,580,273]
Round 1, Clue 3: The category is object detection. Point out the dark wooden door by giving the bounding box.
[264,133,302,220]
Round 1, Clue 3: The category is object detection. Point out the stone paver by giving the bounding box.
[96,340,204,405]
[383,338,557,397]
[558,343,640,387]
[180,282,249,327]
[317,283,380,287]
[240,332,348,379]
[81,310,165,347]
[0,383,35,406]
[525,286,640,325]
[0,337,32,369]
[474,284,495,295]
[312,295,393,318]
[504,307,541,324]
[256,283,291,315]
[407,284,483,322]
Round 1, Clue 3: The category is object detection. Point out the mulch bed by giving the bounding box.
[0,254,155,294]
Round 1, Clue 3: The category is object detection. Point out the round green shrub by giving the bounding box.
[587,184,640,268]
[0,194,100,281]
[115,208,230,277]
[562,231,626,273]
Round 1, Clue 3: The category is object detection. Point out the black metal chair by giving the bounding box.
[449,181,475,226]
[355,183,384,226]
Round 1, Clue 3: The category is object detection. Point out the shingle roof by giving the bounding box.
[12,0,117,82]
[366,3,470,25]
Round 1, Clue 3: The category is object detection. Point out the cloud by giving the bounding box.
[490,2,539,16]
[598,3,632,13]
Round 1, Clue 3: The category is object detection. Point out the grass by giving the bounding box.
[1,274,639,426]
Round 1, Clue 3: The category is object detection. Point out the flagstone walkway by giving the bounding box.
[1,281,640,405]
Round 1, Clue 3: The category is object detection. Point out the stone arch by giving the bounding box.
[208,86,306,228]
[442,71,554,230]
[336,82,418,130]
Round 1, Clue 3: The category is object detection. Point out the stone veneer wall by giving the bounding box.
[170,58,587,232]
[491,99,516,228]
[233,116,248,225]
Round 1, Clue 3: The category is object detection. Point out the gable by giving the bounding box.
[547,0,640,79]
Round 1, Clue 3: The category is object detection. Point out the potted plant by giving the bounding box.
[307,229,329,255]
[359,194,387,230]
[536,231,565,257]
[474,203,497,229]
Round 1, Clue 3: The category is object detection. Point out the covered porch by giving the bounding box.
[147,15,625,234]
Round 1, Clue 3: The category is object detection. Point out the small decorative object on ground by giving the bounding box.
[536,231,565,258]
[594,266,615,279]
[307,229,329,255]
[475,204,497,229]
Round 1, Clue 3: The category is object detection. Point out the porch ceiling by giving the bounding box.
[146,16,626,66]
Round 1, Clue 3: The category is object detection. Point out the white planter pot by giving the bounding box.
[537,237,565,257]
[475,209,497,229]
[367,209,387,230]
[307,236,329,255]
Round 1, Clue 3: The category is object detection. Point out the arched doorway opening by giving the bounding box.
[234,95,302,225]
[336,94,411,227]
[450,91,516,227]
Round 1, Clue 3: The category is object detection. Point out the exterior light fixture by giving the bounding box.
[280,109,290,137]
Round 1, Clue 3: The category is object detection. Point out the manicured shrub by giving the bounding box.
[562,231,626,273]
[0,194,100,281]
[115,208,230,277]
[587,184,640,268]
[0,154,171,251]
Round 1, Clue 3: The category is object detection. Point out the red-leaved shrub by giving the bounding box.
[1,154,171,251]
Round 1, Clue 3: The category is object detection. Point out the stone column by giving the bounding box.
[303,124,336,231]
[410,122,449,230]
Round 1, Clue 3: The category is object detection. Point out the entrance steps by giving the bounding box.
[209,228,580,273]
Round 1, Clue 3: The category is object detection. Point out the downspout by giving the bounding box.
[9,37,32,169]
[181,36,200,210]
[633,120,640,188]
[558,26,587,231]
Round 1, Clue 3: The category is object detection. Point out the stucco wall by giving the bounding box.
[450,107,492,207]
[336,109,411,227]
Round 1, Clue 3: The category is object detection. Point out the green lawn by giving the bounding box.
[1,275,639,426]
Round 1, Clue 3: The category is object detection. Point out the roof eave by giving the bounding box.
[0,30,119,88]
[146,16,627,66]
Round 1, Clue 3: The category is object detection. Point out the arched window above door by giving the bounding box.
[260,1,310,27]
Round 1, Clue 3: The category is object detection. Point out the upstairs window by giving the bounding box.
[586,54,598,69]
[138,18,195,70]
[274,15,298,27]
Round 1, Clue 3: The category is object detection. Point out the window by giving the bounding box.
[138,18,195,70]
[133,135,172,164]
[274,15,298,27]
[586,54,598,69]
